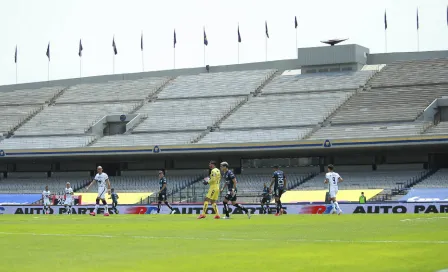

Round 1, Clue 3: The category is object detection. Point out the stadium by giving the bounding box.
[1,2,448,271]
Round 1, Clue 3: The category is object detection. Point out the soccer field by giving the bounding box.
[0,214,447,272]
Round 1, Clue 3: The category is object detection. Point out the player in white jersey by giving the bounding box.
[64,182,74,215]
[86,166,111,216]
[324,164,343,215]
[42,185,51,214]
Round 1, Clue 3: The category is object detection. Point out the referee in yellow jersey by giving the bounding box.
[198,161,221,219]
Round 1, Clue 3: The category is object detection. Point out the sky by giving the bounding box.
[0,0,447,86]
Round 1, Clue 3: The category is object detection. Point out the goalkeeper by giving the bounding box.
[197,161,221,219]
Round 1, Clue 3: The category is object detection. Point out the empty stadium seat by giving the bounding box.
[0,135,96,149]
[413,169,448,188]
[92,132,200,147]
[198,128,312,144]
[425,122,448,135]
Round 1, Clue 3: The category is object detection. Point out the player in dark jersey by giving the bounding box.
[108,188,119,214]
[269,165,287,216]
[219,162,251,219]
[260,183,271,214]
[157,170,176,214]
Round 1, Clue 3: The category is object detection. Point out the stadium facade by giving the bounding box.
[1,44,448,175]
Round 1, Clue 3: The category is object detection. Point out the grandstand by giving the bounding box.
[413,168,448,188]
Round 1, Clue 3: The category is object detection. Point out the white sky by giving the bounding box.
[0,0,447,86]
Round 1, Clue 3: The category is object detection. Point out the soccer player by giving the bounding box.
[219,162,251,219]
[42,185,51,215]
[157,170,176,214]
[260,183,271,214]
[324,164,343,215]
[269,165,287,216]
[86,166,111,216]
[197,161,221,219]
[64,182,74,215]
[108,188,119,214]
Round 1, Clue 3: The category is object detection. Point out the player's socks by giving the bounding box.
[266,205,270,214]
[164,201,173,211]
[157,202,161,213]
[104,205,109,214]
[234,204,248,213]
[202,202,209,215]
[331,201,336,213]
[334,201,341,212]
[94,204,99,214]
[212,203,219,216]
[68,206,72,214]
[276,201,280,214]
[223,203,230,217]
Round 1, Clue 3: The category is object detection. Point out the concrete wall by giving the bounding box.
[297,44,369,66]
[367,50,448,65]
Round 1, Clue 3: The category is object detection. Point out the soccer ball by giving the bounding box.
[203,177,210,185]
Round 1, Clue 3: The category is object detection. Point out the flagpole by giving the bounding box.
[174,47,176,69]
[80,57,82,78]
[265,36,267,61]
[47,60,50,82]
[238,42,240,64]
[417,29,420,52]
[113,55,115,74]
[295,28,298,58]
[204,43,206,67]
[16,63,18,84]
[384,29,388,53]
[142,50,144,72]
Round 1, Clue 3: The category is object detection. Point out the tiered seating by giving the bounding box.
[198,128,312,144]
[413,169,448,188]
[297,166,424,191]
[57,77,169,103]
[330,85,448,124]
[0,105,42,134]
[0,86,61,106]
[92,132,199,147]
[134,97,244,132]
[370,59,448,87]
[158,70,276,99]
[14,103,138,136]
[0,135,96,149]
[220,92,352,129]
[309,122,429,140]
[262,71,373,94]
[425,122,448,136]
[0,172,90,193]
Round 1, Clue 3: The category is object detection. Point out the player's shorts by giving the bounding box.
[274,188,284,198]
[261,196,271,203]
[64,198,73,206]
[206,187,219,201]
[43,199,51,206]
[224,191,237,202]
[97,187,107,199]
[329,188,338,198]
[158,192,167,202]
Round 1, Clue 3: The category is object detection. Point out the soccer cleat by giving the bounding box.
[197,214,206,219]
[247,209,251,219]
[214,215,221,219]
[275,213,280,216]
[89,212,96,216]
[222,216,230,219]
[280,209,284,215]
[170,210,176,214]
[338,210,343,215]
[104,213,110,216]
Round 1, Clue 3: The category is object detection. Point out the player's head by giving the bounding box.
[111,188,115,192]
[158,169,165,177]
[220,161,229,171]
[264,183,267,188]
[97,166,103,174]
[273,165,279,171]
[327,164,335,172]
[66,182,71,188]
[45,185,48,191]
[361,192,364,195]
[209,160,217,169]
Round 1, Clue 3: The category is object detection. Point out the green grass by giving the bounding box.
[0,214,447,272]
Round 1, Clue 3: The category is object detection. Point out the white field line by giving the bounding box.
[0,232,447,244]
[400,217,448,222]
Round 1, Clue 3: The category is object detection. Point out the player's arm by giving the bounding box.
[231,177,237,194]
[86,179,96,191]
[284,176,287,190]
[159,183,167,194]
[338,176,343,182]
[324,174,329,184]
[269,177,275,191]
[106,179,111,194]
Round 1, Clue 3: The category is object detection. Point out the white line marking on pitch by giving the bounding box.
[400,217,448,222]
[0,232,447,244]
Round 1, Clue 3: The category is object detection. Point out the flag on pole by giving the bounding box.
[141,32,144,51]
[265,21,269,38]
[203,28,208,46]
[14,46,17,63]
[174,29,177,48]
[417,8,419,30]
[295,16,298,29]
[78,39,83,57]
[112,37,118,55]
[384,11,388,30]
[238,26,241,43]
[46,43,50,61]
